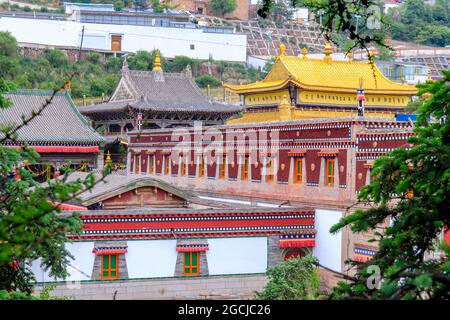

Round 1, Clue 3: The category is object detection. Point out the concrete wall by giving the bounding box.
[33,274,268,300]
[0,17,247,62]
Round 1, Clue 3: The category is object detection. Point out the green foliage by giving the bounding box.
[330,71,450,300]
[255,255,322,300]
[0,79,112,297]
[258,0,391,52]
[387,0,450,47]
[44,49,69,68]
[195,75,221,88]
[210,0,237,16]
[168,56,199,74]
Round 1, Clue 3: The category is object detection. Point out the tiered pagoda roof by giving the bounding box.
[80,57,241,119]
[0,90,104,145]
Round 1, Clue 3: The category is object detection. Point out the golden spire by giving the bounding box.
[347,51,353,62]
[105,151,112,166]
[301,47,308,58]
[428,69,432,80]
[323,41,333,62]
[153,49,162,71]
[279,43,286,56]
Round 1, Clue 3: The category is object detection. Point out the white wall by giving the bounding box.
[30,242,95,283]
[314,209,343,272]
[126,240,177,278]
[0,17,247,62]
[207,237,267,275]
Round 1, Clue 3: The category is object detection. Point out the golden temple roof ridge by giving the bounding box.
[224,50,417,95]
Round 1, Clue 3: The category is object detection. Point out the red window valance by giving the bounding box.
[92,247,128,255]
[8,145,99,153]
[318,149,339,157]
[279,239,316,248]
[288,148,306,157]
[279,234,316,248]
[176,244,209,252]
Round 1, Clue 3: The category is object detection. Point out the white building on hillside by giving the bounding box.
[0,12,247,62]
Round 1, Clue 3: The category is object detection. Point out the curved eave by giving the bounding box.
[224,79,417,96]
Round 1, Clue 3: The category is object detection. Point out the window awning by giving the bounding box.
[353,244,377,262]
[176,239,209,252]
[288,148,306,157]
[318,149,339,157]
[92,243,128,255]
[176,244,209,252]
[279,233,316,248]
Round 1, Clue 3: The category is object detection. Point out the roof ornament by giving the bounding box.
[301,47,308,58]
[278,94,293,121]
[152,49,165,82]
[323,41,333,62]
[185,64,193,78]
[347,51,353,62]
[121,58,129,75]
[279,43,286,56]
[153,49,162,71]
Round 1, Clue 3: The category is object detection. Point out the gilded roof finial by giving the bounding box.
[105,151,112,166]
[153,49,162,71]
[427,69,432,80]
[323,41,333,62]
[301,47,308,58]
[279,43,286,56]
[347,51,353,62]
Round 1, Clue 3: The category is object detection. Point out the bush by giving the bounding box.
[44,49,69,68]
[195,75,221,88]
[255,255,322,300]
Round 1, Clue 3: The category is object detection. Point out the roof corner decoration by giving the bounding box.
[301,47,308,58]
[185,64,193,78]
[323,41,333,63]
[279,43,286,56]
[122,58,130,75]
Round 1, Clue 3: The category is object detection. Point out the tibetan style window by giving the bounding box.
[242,155,249,181]
[102,254,119,280]
[199,156,205,177]
[219,156,226,179]
[325,158,335,186]
[183,252,200,276]
[164,155,170,175]
[294,158,303,184]
[266,158,274,183]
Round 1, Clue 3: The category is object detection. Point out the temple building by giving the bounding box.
[224,43,418,124]
[80,51,241,166]
[31,172,318,299]
[123,116,415,281]
[0,90,105,180]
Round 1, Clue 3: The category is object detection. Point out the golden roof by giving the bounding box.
[225,46,417,95]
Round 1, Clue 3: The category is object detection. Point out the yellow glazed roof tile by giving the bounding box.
[225,55,417,95]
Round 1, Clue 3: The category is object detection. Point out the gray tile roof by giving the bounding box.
[0,90,105,143]
[80,69,242,114]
